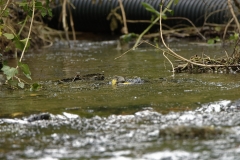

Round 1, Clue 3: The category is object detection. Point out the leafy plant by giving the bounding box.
[207,36,221,44]
[0,0,52,89]
[132,0,176,49]
[229,32,239,41]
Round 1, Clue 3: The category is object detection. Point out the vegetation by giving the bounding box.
[116,0,240,75]
[0,0,52,89]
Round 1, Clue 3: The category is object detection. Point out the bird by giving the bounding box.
[111,76,126,85]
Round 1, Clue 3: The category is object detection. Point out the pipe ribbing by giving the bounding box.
[48,0,231,33]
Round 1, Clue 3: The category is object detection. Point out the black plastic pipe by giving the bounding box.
[48,0,231,33]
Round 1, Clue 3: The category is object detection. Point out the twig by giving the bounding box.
[126,19,152,23]
[222,18,234,43]
[203,8,227,27]
[0,0,11,16]
[14,76,29,84]
[114,41,145,60]
[118,0,128,34]
[132,16,159,50]
[62,0,70,45]
[67,1,76,40]
[18,16,28,35]
[19,0,35,62]
[132,0,174,50]
[159,2,225,68]
[233,0,240,10]
[228,0,240,33]
[115,0,233,70]
[163,52,175,77]
[166,17,206,40]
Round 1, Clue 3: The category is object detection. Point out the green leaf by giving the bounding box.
[120,33,138,43]
[207,37,221,44]
[17,1,28,7]
[24,73,32,80]
[18,82,25,88]
[27,10,33,17]
[45,0,50,6]
[30,83,42,91]
[47,8,52,17]
[13,36,25,50]
[2,8,9,17]
[3,33,14,40]
[161,13,167,20]
[20,38,30,48]
[207,39,215,44]
[214,36,220,42]
[14,40,25,50]
[22,4,29,12]
[14,38,30,51]
[168,9,174,16]
[1,65,18,80]
[8,79,18,87]
[18,61,32,80]
[41,8,47,17]
[142,2,160,16]
[229,33,239,41]
[35,1,43,9]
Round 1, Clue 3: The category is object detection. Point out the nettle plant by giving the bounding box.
[0,0,52,89]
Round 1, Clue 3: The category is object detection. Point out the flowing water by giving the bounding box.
[1,39,240,160]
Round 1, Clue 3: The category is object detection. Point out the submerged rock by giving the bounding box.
[59,73,104,83]
[27,113,51,122]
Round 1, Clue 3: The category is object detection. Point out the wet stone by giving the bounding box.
[58,73,104,83]
[27,113,51,122]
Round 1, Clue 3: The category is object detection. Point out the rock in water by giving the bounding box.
[27,113,50,122]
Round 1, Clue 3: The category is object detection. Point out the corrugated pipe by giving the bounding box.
[48,0,232,33]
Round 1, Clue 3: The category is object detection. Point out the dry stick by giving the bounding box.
[67,1,76,40]
[143,26,199,38]
[114,41,145,60]
[115,1,236,68]
[228,0,240,33]
[232,36,240,57]
[127,19,153,23]
[233,0,240,9]
[203,8,227,27]
[225,50,230,62]
[19,0,35,62]
[223,18,234,43]
[163,52,175,76]
[118,0,128,34]
[1,0,10,16]
[14,75,28,84]
[166,17,206,40]
[158,3,225,68]
[62,0,70,45]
